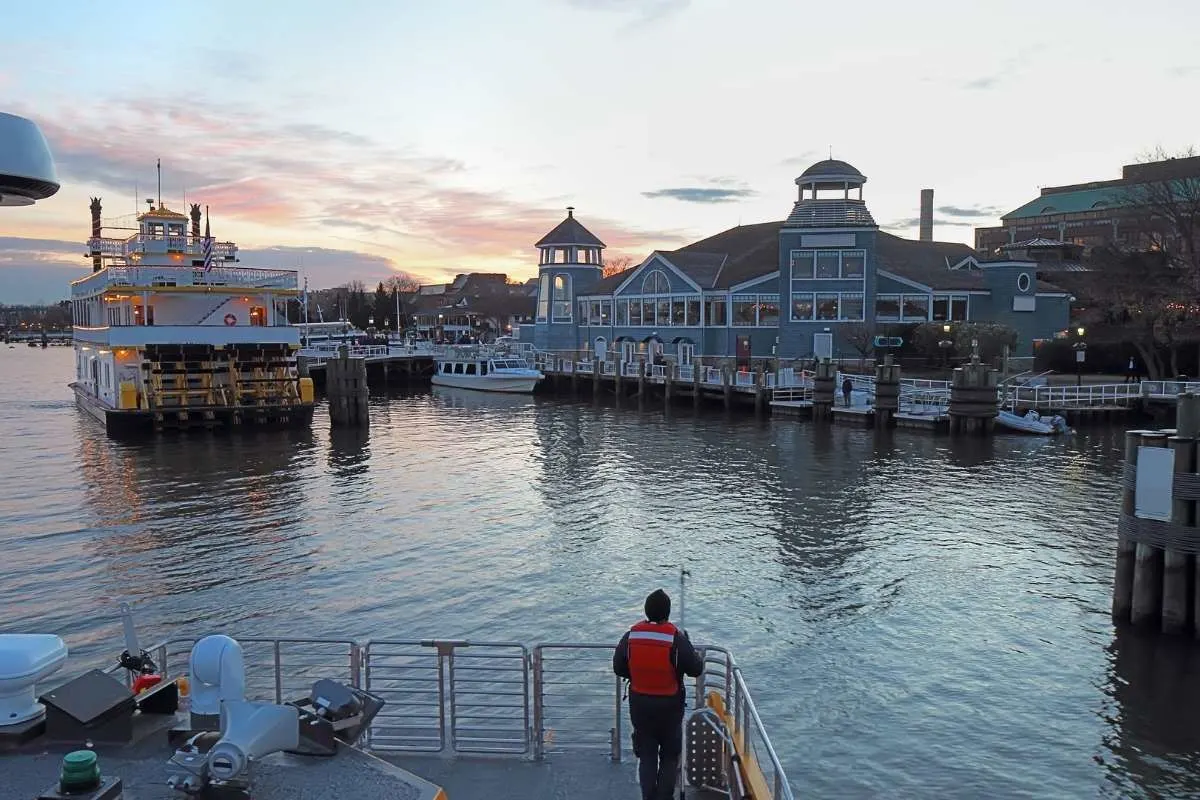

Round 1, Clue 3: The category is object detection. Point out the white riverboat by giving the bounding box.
[68,183,314,434]
[431,346,544,393]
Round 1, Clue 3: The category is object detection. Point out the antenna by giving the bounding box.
[156,158,162,208]
[828,145,833,160]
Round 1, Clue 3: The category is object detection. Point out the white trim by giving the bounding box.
[1035,291,1071,298]
[876,269,931,292]
[629,631,675,644]
[949,256,980,270]
[728,270,780,293]
[779,225,878,234]
[613,252,701,295]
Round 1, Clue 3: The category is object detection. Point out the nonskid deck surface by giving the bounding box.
[385,752,725,800]
[2,714,440,800]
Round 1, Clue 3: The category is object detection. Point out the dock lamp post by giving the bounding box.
[1074,326,1087,388]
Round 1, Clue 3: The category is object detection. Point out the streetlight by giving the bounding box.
[1073,326,1087,388]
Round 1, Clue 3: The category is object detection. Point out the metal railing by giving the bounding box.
[120,635,792,799]
[71,264,298,295]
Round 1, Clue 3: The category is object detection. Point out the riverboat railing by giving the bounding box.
[104,634,794,800]
[71,264,298,295]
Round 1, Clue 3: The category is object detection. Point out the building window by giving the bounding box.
[951,296,968,321]
[839,293,864,321]
[579,300,589,324]
[758,295,780,326]
[875,295,900,319]
[790,250,814,279]
[815,294,839,321]
[629,300,642,325]
[657,298,671,326]
[600,300,611,324]
[589,301,602,325]
[815,252,840,279]
[537,273,550,322]
[842,251,866,278]
[932,295,970,322]
[732,295,758,327]
[901,295,929,321]
[615,300,629,326]
[686,298,700,326]
[552,274,571,321]
[791,293,814,321]
[706,298,727,326]
[671,298,685,326]
[1017,272,1031,292]
[642,269,670,295]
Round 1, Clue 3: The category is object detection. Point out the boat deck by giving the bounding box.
[2,713,443,800]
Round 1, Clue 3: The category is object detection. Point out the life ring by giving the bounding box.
[223,313,237,326]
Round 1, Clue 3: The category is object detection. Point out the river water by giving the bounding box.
[2,346,1198,797]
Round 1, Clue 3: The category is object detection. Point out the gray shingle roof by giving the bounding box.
[798,159,864,180]
[535,208,606,248]
[874,232,981,290]
[784,199,876,228]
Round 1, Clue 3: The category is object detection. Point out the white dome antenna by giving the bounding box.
[0,112,59,206]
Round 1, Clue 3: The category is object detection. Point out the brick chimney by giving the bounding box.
[919,189,934,242]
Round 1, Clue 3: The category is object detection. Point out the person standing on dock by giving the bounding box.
[613,589,704,800]
[1126,357,1137,384]
[842,376,853,407]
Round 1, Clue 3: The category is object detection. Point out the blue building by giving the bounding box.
[529,159,1071,364]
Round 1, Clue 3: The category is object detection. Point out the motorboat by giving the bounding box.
[996,409,1071,435]
[431,346,543,393]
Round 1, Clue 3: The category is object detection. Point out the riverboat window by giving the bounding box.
[466,363,477,375]
[791,293,814,321]
[705,298,727,326]
[442,363,452,374]
[249,306,266,327]
[108,307,120,326]
[455,363,465,374]
[615,299,629,325]
[686,298,700,326]
[790,250,814,279]
[816,294,839,320]
[552,274,571,321]
[629,299,643,325]
[537,273,550,322]
[642,270,670,295]
[481,361,488,375]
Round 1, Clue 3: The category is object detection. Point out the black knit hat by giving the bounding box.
[644,589,671,622]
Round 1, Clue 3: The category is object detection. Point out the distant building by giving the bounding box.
[410,273,535,340]
[975,155,1200,255]
[529,159,1071,360]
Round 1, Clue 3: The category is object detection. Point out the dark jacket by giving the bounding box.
[612,624,704,701]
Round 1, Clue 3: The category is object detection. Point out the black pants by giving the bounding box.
[629,693,685,800]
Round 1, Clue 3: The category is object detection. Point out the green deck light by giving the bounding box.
[60,750,100,792]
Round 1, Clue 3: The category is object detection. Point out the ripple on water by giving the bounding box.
[0,349,1191,798]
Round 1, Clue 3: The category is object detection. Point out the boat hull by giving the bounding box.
[71,383,314,436]
[430,373,542,394]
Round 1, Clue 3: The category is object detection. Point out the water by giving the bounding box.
[2,346,1198,797]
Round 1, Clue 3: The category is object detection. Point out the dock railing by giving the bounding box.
[112,635,794,799]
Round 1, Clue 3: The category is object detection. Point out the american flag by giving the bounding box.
[202,207,215,272]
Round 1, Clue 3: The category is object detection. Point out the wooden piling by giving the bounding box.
[721,364,733,410]
[637,360,646,407]
[754,363,765,415]
[1113,430,1143,623]
[327,347,369,427]
[1163,433,1194,634]
[812,359,835,421]
[948,356,998,436]
[874,355,900,429]
[1130,431,1168,627]
[692,359,701,409]
[593,358,601,396]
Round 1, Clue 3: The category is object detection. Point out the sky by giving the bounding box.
[2,0,1199,303]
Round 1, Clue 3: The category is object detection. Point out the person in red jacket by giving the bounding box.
[612,588,704,800]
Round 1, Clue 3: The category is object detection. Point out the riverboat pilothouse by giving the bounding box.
[70,183,314,434]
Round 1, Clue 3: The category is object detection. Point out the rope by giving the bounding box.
[1118,513,1200,554]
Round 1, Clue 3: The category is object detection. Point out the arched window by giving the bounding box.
[641,269,670,295]
[552,274,572,321]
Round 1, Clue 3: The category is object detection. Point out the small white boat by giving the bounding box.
[996,409,1071,435]
[431,347,543,393]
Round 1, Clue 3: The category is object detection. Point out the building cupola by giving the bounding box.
[786,159,876,228]
[535,206,606,266]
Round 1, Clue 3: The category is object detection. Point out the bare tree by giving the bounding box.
[843,323,875,369]
[383,273,420,293]
[601,254,634,278]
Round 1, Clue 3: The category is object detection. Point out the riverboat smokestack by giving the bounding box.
[190,203,201,239]
[89,197,102,272]
[919,188,934,242]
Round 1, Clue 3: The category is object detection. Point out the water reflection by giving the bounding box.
[1102,628,1200,798]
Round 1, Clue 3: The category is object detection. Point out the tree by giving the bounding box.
[373,281,390,329]
[601,255,634,278]
[383,273,420,293]
[843,323,875,368]
[910,322,1017,366]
